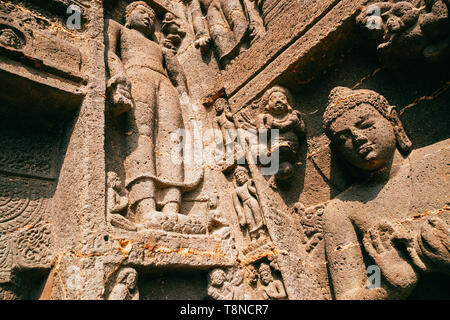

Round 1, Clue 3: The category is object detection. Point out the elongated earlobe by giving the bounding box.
[389,106,412,154]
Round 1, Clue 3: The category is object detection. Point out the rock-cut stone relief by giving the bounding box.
[236,85,307,184]
[207,264,286,300]
[189,0,253,65]
[232,166,268,243]
[256,86,306,182]
[107,267,139,300]
[322,86,450,299]
[0,26,25,49]
[212,97,239,171]
[105,1,203,232]
[161,12,186,54]
[357,0,450,66]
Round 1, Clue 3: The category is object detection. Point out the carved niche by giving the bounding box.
[104,1,206,234]
[207,260,287,300]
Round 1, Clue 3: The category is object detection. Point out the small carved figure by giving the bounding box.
[257,86,306,181]
[246,264,259,288]
[213,98,238,167]
[207,195,232,240]
[161,12,186,53]
[356,0,450,66]
[107,172,136,231]
[322,86,450,299]
[229,268,254,300]
[190,0,250,65]
[0,28,22,49]
[207,268,232,300]
[108,268,139,300]
[294,203,324,253]
[257,263,286,300]
[232,166,265,241]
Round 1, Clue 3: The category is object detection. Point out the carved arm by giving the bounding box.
[190,0,211,48]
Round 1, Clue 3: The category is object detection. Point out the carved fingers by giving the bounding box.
[194,34,211,49]
[363,222,418,289]
[107,74,133,117]
[418,216,450,267]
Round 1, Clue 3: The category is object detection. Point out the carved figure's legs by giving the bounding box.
[156,77,184,214]
[207,1,236,62]
[220,0,249,45]
[129,179,156,223]
[124,72,158,222]
[244,198,263,239]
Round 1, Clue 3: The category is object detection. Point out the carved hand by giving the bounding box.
[194,34,211,49]
[107,74,133,117]
[417,216,450,269]
[362,222,418,290]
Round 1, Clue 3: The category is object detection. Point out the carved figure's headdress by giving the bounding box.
[323,86,412,153]
[258,263,271,274]
[262,85,294,112]
[234,166,249,177]
[116,268,137,284]
[125,1,155,23]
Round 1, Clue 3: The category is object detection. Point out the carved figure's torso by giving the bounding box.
[120,28,167,77]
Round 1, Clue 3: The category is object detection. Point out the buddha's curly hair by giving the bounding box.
[125,1,155,24]
[323,86,412,154]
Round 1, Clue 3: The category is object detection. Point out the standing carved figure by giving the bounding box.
[190,0,249,65]
[257,263,287,300]
[232,166,265,241]
[213,98,237,166]
[106,2,195,224]
[322,86,450,299]
[108,268,139,300]
[257,86,306,181]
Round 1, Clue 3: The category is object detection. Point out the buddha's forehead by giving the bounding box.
[329,103,381,133]
[132,4,154,16]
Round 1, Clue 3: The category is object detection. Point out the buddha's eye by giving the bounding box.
[357,121,374,129]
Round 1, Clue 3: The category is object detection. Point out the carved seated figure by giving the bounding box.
[108,268,139,300]
[356,0,450,65]
[257,263,287,300]
[107,172,136,231]
[257,86,306,181]
[190,0,249,65]
[322,86,449,299]
[207,268,232,300]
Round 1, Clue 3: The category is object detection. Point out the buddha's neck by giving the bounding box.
[368,149,407,182]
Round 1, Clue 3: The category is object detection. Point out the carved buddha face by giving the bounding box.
[107,172,122,190]
[267,91,289,115]
[235,169,249,186]
[126,4,155,36]
[259,268,273,285]
[329,103,397,172]
[125,271,137,289]
[214,99,227,115]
